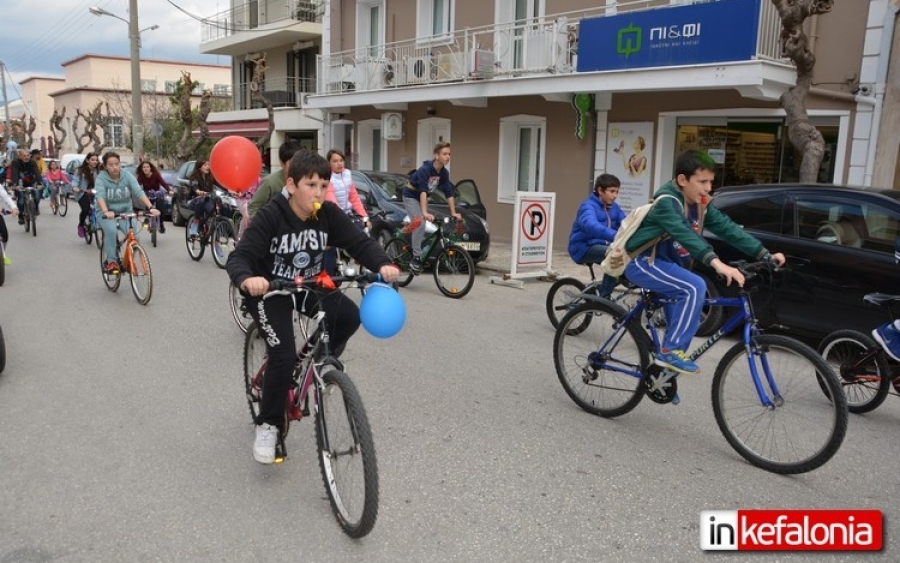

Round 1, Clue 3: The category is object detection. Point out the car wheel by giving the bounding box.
[171,196,185,227]
[696,274,726,337]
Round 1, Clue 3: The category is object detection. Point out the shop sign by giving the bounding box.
[576,0,761,72]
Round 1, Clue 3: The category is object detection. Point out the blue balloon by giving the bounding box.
[360,282,406,338]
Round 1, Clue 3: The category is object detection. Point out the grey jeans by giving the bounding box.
[403,196,425,260]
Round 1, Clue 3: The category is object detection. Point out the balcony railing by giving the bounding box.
[234,76,317,110]
[202,0,324,44]
[317,0,785,95]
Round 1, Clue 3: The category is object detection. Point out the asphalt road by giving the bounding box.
[1,209,898,563]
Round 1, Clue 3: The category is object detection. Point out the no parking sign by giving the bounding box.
[506,192,557,279]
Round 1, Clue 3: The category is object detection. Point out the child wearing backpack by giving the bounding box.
[623,150,785,374]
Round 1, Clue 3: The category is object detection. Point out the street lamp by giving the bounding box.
[89,2,157,161]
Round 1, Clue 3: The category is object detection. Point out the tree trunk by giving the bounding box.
[247,54,275,150]
[771,0,834,183]
[49,107,67,156]
[174,72,214,162]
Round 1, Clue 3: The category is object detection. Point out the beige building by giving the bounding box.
[200,0,900,248]
[12,54,231,162]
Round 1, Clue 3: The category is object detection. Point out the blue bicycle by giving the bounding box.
[553,260,848,474]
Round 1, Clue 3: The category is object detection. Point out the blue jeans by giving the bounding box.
[402,197,425,260]
[624,256,705,351]
[578,243,619,297]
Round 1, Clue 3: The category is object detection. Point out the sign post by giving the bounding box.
[490,192,557,288]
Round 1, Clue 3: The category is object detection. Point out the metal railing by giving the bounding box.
[233,76,317,110]
[201,0,323,44]
[317,0,786,95]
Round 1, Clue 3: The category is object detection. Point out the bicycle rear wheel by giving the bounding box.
[212,219,236,269]
[185,223,205,261]
[553,300,650,417]
[128,243,153,305]
[0,324,5,374]
[546,277,594,330]
[0,242,5,287]
[818,330,891,414]
[27,200,36,237]
[229,282,253,334]
[433,244,474,298]
[384,237,414,287]
[315,369,379,538]
[712,335,848,474]
[59,194,68,217]
[243,322,267,423]
[94,223,102,249]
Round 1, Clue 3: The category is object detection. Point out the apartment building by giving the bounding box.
[14,54,230,162]
[201,0,899,247]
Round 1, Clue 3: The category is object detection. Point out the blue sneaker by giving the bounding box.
[872,324,900,362]
[654,348,700,375]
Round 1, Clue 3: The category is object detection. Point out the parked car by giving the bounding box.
[63,154,86,184]
[702,183,900,341]
[350,170,490,263]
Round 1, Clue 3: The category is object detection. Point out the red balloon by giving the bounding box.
[209,135,262,193]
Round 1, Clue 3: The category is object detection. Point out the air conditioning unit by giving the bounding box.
[404,56,433,84]
[469,49,495,79]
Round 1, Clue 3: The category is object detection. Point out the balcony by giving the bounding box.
[200,0,324,56]
[313,0,789,105]
[232,76,317,110]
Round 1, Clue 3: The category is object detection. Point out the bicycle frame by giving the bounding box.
[600,291,783,409]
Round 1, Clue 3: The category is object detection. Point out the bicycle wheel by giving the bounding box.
[94,223,103,250]
[0,324,5,374]
[84,223,93,245]
[433,244,475,298]
[51,195,59,215]
[554,300,650,418]
[384,238,414,287]
[212,219,236,269]
[711,334,848,474]
[229,282,253,334]
[99,241,121,293]
[546,277,588,328]
[315,369,379,538]
[0,243,5,287]
[27,200,36,237]
[149,218,158,248]
[243,322,267,423]
[818,330,891,414]
[59,194,68,217]
[185,223,205,261]
[128,243,153,305]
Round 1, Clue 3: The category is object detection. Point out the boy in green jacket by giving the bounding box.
[624,150,785,374]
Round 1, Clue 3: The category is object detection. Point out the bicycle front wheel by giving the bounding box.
[59,194,68,217]
[229,282,253,334]
[128,244,153,305]
[315,369,379,538]
[212,219,236,269]
[433,244,474,298]
[185,223,205,261]
[384,237,414,287]
[546,277,587,328]
[818,330,891,414]
[712,335,848,474]
[554,301,650,418]
[99,241,121,293]
[243,322,266,423]
[0,243,5,287]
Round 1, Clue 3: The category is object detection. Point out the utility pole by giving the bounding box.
[0,61,11,147]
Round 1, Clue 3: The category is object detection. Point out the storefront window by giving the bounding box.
[676,121,838,187]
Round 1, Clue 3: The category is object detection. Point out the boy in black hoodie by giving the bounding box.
[227,150,399,464]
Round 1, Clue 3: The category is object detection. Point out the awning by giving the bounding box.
[198,120,271,138]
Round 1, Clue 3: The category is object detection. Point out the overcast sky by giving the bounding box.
[0,0,232,100]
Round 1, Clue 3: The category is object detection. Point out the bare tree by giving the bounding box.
[173,71,214,162]
[73,101,108,154]
[247,53,275,150]
[771,0,835,182]
[22,114,36,150]
[49,107,67,156]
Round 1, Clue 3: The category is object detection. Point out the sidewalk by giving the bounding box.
[476,241,585,280]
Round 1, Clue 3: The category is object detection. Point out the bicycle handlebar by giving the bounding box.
[262,272,383,300]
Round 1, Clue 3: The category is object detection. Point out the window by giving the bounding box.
[716,194,786,235]
[497,115,546,202]
[213,84,230,96]
[164,81,177,94]
[105,117,125,148]
[797,196,900,252]
[140,79,156,93]
[192,82,206,95]
[356,0,385,59]
[418,0,454,40]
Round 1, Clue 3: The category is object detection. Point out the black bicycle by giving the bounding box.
[243,273,380,537]
[185,197,236,269]
[14,185,38,237]
[384,216,475,298]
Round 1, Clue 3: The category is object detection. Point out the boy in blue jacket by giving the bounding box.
[568,173,626,297]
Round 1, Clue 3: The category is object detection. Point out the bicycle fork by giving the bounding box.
[745,341,784,409]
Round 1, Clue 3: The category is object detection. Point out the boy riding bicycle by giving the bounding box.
[226,150,399,465]
[623,150,785,375]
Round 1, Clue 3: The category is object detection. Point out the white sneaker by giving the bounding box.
[253,423,278,464]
